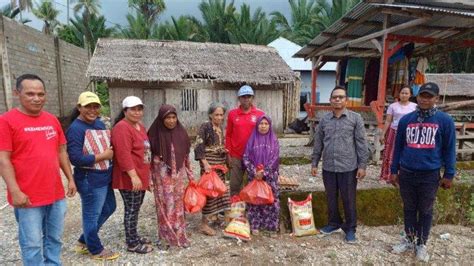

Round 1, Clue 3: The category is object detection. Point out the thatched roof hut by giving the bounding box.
[87,39,295,85]
[87,39,299,134]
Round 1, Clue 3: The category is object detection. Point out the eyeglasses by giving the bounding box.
[331,95,346,100]
[240,95,252,99]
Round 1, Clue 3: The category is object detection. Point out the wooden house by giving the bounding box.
[86,39,298,134]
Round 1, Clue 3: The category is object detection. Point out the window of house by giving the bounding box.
[181,89,198,111]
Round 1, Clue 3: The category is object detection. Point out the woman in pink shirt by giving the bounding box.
[379,86,417,182]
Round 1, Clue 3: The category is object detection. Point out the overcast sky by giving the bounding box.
[1,0,292,30]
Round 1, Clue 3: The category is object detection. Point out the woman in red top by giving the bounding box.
[111,96,153,254]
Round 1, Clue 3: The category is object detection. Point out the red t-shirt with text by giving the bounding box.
[0,109,66,207]
[225,106,265,159]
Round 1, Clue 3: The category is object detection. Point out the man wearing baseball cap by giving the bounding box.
[225,85,265,195]
[390,82,456,262]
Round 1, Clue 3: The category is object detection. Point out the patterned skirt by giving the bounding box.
[201,149,231,217]
[380,127,397,182]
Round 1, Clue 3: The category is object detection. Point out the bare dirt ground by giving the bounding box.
[1,136,473,265]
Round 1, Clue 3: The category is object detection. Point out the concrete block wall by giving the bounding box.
[0,16,89,116]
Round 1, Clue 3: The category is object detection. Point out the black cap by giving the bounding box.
[419,82,439,96]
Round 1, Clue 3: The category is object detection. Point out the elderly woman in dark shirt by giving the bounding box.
[194,102,231,236]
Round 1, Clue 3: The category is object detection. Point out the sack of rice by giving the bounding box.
[288,194,318,237]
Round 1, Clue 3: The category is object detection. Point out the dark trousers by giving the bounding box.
[399,168,439,245]
[119,190,146,246]
[322,169,358,233]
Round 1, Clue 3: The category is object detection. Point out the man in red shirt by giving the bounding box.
[0,74,76,265]
[225,85,265,195]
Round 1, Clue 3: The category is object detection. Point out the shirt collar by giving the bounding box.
[331,108,348,119]
[237,105,255,114]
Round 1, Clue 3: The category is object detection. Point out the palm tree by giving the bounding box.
[271,0,322,46]
[128,0,165,25]
[119,11,159,39]
[314,0,360,30]
[32,0,60,35]
[1,3,31,23]
[229,4,279,45]
[58,13,116,50]
[157,16,204,41]
[197,0,236,43]
[72,0,101,52]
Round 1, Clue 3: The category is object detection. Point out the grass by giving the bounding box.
[280,156,312,165]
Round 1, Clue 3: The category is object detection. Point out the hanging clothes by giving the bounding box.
[345,58,365,107]
[363,59,380,106]
[389,57,409,99]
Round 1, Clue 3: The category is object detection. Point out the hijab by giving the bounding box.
[244,115,279,170]
[148,104,190,168]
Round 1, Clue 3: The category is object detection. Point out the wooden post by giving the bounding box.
[311,56,322,105]
[54,37,65,117]
[0,16,13,111]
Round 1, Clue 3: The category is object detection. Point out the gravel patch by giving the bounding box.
[1,136,473,264]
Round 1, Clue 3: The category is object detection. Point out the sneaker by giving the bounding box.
[416,244,430,262]
[344,231,357,244]
[392,237,414,254]
[74,242,89,255]
[320,225,341,235]
[92,249,120,261]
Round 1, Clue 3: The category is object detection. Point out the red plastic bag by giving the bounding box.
[239,179,274,205]
[184,180,207,213]
[198,165,228,198]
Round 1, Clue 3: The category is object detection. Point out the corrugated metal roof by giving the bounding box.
[294,1,474,60]
[373,3,474,17]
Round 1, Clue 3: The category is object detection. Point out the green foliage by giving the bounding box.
[271,0,360,46]
[197,0,236,43]
[228,4,279,45]
[128,0,166,25]
[57,14,116,51]
[119,11,160,39]
[280,156,312,165]
[96,82,110,116]
[469,193,474,224]
[157,16,205,42]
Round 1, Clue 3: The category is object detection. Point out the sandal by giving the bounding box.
[92,249,120,261]
[139,236,152,245]
[252,230,260,236]
[74,242,89,255]
[200,224,217,236]
[127,243,153,254]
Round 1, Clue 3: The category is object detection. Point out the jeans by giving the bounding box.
[399,168,440,245]
[322,169,358,233]
[14,199,66,266]
[76,177,116,255]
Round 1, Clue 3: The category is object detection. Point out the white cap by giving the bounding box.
[122,96,144,108]
[237,85,254,97]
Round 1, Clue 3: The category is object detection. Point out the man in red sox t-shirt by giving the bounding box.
[0,74,76,265]
[225,85,265,195]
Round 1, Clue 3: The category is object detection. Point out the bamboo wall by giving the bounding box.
[108,80,297,135]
